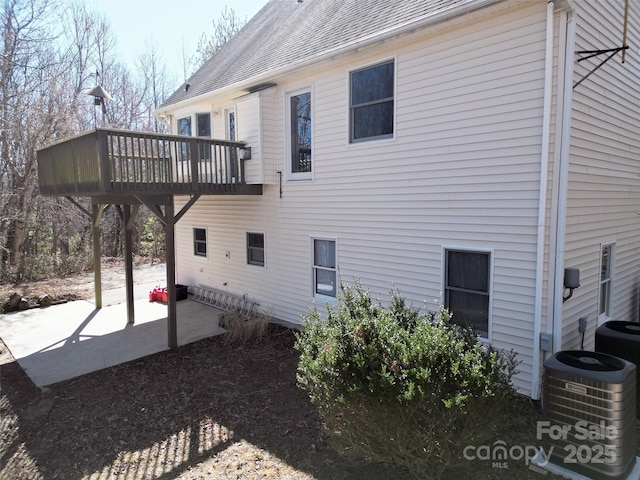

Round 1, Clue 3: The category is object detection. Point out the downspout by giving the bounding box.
[552,5,576,353]
[532,0,556,400]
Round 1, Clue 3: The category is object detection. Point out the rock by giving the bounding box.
[38,295,52,308]
[4,293,21,312]
[17,299,29,310]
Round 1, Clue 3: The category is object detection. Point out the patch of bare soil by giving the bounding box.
[1,267,632,479]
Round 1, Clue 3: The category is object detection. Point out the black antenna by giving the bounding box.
[574,0,631,89]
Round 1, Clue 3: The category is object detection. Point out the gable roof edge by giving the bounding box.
[157,0,505,114]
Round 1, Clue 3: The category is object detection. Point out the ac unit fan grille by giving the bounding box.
[543,351,636,479]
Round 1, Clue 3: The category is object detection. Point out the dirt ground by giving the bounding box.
[0,264,631,479]
[0,258,164,309]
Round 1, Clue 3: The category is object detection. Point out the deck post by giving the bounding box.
[165,201,178,349]
[92,204,105,308]
[123,204,135,324]
[96,130,111,193]
[190,138,199,190]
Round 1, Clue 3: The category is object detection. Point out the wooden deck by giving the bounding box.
[37,128,263,197]
[37,128,263,349]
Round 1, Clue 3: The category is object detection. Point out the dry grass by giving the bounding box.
[220,308,270,346]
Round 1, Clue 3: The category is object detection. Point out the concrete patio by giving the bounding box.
[0,270,226,387]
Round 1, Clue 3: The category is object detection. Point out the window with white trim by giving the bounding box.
[286,89,312,180]
[196,113,211,162]
[196,113,211,137]
[178,116,192,161]
[247,232,265,267]
[349,59,394,143]
[312,238,336,298]
[598,242,615,322]
[222,108,237,181]
[226,109,236,141]
[178,116,192,136]
[444,249,491,338]
[193,227,207,257]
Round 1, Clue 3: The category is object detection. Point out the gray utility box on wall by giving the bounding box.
[596,320,640,419]
[543,350,636,480]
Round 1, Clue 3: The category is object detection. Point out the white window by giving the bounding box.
[178,116,192,161]
[196,113,211,137]
[226,109,236,141]
[247,232,265,267]
[196,113,212,163]
[286,89,312,180]
[312,238,337,299]
[444,249,491,339]
[598,242,615,323]
[349,59,394,143]
[178,116,192,136]
[223,108,237,182]
[193,227,207,257]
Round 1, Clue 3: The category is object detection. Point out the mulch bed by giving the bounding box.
[0,312,621,480]
[0,325,417,480]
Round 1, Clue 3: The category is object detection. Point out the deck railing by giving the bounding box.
[37,128,260,196]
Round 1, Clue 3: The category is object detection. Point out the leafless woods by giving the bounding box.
[0,0,235,284]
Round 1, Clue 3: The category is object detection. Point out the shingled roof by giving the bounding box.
[161,0,501,108]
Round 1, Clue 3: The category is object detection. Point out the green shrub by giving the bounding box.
[294,282,518,479]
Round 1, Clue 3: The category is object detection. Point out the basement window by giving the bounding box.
[444,249,491,339]
[247,232,265,267]
[193,228,207,257]
[312,238,337,299]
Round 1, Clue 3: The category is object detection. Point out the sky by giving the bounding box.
[84,0,269,83]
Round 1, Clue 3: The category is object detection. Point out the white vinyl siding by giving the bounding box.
[173,2,550,396]
[235,88,279,185]
[560,0,640,350]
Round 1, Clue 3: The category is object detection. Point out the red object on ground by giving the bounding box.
[149,286,166,303]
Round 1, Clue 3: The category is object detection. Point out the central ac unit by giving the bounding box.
[596,320,640,419]
[543,350,636,479]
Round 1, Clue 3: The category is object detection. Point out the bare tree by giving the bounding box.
[0,0,190,284]
[137,39,176,132]
[64,0,98,94]
[0,0,59,282]
[194,6,245,69]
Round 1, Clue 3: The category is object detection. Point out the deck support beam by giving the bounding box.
[123,204,135,324]
[86,193,201,348]
[165,202,177,349]
[92,204,105,308]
